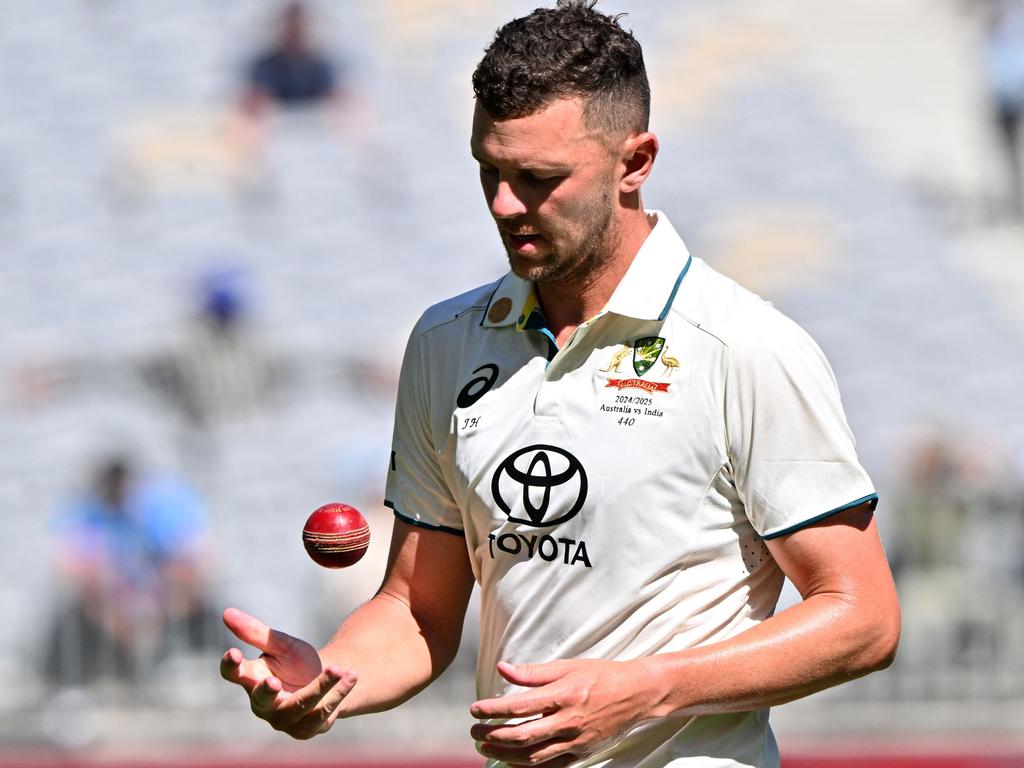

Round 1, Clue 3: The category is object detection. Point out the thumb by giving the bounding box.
[497,659,571,687]
[222,607,295,656]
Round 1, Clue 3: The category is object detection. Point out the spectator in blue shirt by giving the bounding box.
[46,456,215,685]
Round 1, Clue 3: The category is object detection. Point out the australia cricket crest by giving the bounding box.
[632,337,665,376]
[600,337,677,395]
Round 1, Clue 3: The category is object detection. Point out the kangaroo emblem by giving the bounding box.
[601,344,632,373]
[660,346,680,376]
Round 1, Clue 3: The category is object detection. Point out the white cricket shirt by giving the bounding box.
[385,212,876,768]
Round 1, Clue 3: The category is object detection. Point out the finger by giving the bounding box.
[220,648,271,690]
[223,608,294,656]
[519,737,581,768]
[511,756,577,768]
[497,659,572,687]
[517,754,578,768]
[478,737,573,766]
[471,713,574,748]
[249,674,285,714]
[289,672,359,738]
[321,672,359,726]
[220,647,244,681]
[471,689,560,720]
[220,647,249,685]
[281,667,349,723]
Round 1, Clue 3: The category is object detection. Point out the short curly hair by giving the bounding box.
[472,0,649,138]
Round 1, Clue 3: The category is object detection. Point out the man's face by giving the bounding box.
[470,98,623,285]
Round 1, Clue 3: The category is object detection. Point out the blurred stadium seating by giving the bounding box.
[2,0,1024,764]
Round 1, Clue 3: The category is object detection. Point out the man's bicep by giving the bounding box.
[764,502,901,672]
[765,503,897,606]
[377,518,475,648]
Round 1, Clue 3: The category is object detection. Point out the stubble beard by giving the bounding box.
[502,189,618,290]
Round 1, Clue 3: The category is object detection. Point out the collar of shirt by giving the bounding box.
[480,210,692,332]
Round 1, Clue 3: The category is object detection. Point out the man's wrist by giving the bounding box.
[629,654,686,720]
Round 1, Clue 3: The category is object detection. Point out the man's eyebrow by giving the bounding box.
[469,150,570,172]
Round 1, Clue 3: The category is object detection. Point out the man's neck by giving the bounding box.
[537,208,653,347]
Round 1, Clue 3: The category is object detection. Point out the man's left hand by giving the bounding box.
[470,658,654,767]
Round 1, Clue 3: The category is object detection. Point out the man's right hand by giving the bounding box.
[219,607,358,739]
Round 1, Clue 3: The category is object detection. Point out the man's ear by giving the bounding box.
[619,132,659,194]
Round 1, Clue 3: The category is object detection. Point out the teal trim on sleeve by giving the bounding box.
[761,493,879,541]
[658,254,692,321]
[385,500,465,537]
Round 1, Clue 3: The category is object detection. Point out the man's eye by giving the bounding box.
[478,164,498,176]
[522,171,563,184]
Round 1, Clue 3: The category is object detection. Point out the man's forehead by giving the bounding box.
[470,98,603,158]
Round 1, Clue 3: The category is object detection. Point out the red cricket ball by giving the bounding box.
[302,503,370,569]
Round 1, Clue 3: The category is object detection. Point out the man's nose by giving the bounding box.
[490,179,527,219]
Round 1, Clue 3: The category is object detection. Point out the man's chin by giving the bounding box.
[506,251,556,283]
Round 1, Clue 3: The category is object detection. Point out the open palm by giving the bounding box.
[220,607,359,739]
[221,607,323,692]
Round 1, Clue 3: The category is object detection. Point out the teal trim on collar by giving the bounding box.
[522,307,548,331]
[537,327,559,362]
[762,493,879,541]
[602,211,692,321]
[481,213,692,327]
[657,254,692,322]
[518,304,558,360]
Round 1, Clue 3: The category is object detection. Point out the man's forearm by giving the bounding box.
[635,592,900,719]
[319,590,462,718]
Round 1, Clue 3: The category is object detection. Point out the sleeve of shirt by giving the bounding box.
[384,326,464,536]
[724,309,877,540]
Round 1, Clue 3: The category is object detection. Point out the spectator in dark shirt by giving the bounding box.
[241,1,341,117]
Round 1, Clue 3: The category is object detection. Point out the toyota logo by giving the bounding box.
[491,445,588,527]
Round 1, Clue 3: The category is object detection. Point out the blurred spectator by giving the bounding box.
[140,266,287,475]
[239,2,344,119]
[977,0,1024,216]
[7,265,285,482]
[109,3,359,203]
[143,267,283,431]
[889,426,1024,668]
[45,456,217,686]
[889,434,966,575]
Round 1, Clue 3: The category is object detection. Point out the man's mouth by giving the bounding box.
[505,231,543,250]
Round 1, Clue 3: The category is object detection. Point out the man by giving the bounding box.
[50,456,213,684]
[220,3,900,766]
[978,0,1024,216]
[240,1,341,116]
